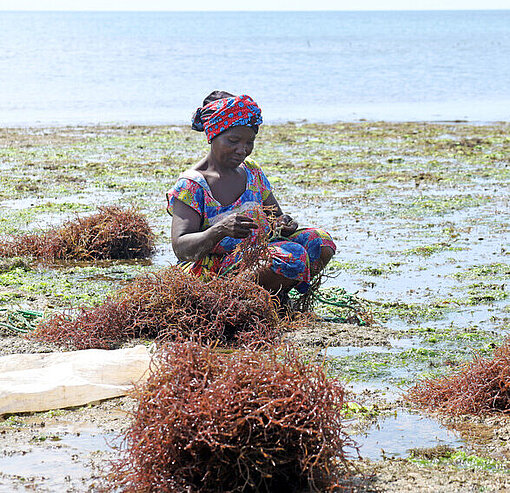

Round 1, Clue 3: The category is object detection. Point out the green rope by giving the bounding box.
[312,288,371,326]
[0,309,43,334]
[0,322,30,334]
[314,291,362,309]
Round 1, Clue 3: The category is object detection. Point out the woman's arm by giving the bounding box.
[262,191,284,216]
[171,199,258,262]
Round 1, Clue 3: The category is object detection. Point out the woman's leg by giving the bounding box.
[256,267,298,293]
[285,228,336,279]
[217,240,309,293]
[259,241,311,294]
[311,245,335,278]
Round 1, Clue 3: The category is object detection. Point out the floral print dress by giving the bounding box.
[167,158,336,293]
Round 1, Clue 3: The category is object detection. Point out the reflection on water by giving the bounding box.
[354,409,463,460]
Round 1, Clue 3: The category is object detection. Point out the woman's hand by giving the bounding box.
[217,213,258,239]
[274,214,298,237]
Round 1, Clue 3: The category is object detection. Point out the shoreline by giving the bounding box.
[3,100,510,128]
[1,119,510,130]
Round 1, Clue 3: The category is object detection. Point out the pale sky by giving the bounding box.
[0,0,509,10]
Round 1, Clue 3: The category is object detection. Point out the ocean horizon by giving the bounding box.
[1,10,509,125]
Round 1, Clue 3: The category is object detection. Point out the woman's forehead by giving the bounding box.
[223,126,256,138]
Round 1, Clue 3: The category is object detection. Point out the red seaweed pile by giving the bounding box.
[0,206,155,261]
[109,340,356,493]
[407,339,510,415]
[32,266,280,350]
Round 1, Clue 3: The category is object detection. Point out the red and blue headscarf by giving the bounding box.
[191,94,263,143]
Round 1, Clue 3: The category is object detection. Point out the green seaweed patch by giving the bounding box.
[325,261,403,277]
[445,282,509,306]
[327,337,503,386]
[362,262,403,276]
[463,283,508,305]
[408,325,506,353]
[341,402,381,419]
[0,415,28,428]
[402,242,464,257]
[0,203,95,235]
[326,347,467,385]
[373,301,455,323]
[391,195,490,220]
[0,264,145,308]
[326,260,366,273]
[448,263,510,281]
[409,449,509,473]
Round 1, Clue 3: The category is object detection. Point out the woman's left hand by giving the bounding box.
[275,214,298,237]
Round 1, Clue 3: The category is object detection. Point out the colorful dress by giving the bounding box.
[167,158,336,293]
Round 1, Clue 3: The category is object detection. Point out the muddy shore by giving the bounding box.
[0,121,509,491]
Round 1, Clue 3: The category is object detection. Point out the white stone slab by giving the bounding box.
[0,345,151,415]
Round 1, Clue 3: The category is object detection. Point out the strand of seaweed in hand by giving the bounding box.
[0,206,155,262]
[107,340,358,492]
[228,204,277,277]
[406,338,510,415]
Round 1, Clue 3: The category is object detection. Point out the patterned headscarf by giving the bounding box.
[191,94,263,143]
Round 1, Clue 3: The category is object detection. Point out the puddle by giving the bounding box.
[326,337,420,358]
[152,245,177,266]
[354,409,463,461]
[429,306,507,330]
[0,430,118,491]
[387,337,421,349]
[325,346,392,358]
[344,380,403,403]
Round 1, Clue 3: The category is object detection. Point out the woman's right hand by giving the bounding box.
[216,214,258,239]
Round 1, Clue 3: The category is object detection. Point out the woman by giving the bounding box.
[167,91,336,296]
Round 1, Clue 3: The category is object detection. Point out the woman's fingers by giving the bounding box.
[236,215,259,228]
[279,219,298,237]
[219,214,258,238]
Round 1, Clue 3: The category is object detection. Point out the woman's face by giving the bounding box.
[210,126,256,168]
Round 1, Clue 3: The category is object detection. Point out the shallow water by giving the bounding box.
[326,337,421,358]
[0,429,117,491]
[354,409,463,460]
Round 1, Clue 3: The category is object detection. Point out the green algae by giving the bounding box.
[409,449,510,473]
[0,263,153,309]
[402,242,464,257]
[326,339,501,386]
[372,301,455,324]
[449,263,510,281]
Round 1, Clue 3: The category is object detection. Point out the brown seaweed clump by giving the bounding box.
[0,206,155,261]
[32,266,280,350]
[407,339,510,415]
[109,340,356,493]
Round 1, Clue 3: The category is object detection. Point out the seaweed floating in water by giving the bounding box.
[0,206,155,261]
[32,265,280,350]
[108,340,357,493]
[407,338,510,415]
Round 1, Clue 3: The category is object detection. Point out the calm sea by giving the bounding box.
[0,10,509,125]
